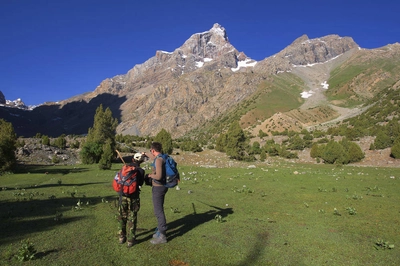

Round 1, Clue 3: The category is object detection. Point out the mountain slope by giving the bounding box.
[1,24,399,140]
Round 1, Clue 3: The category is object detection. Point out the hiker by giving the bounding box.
[113,152,145,247]
[146,142,169,244]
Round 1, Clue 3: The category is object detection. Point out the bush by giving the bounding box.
[80,142,103,164]
[310,143,323,158]
[346,141,365,163]
[41,135,50,146]
[321,140,347,164]
[374,131,392,149]
[53,135,67,149]
[391,137,400,158]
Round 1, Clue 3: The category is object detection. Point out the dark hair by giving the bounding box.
[151,142,162,152]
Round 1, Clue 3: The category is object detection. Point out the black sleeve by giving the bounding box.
[137,168,145,187]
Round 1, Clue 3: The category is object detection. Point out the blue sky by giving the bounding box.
[1,0,399,106]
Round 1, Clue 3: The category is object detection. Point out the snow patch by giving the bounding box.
[196,61,204,68]
[231,59,257,72]
[301,91,314,98]
[321,81,329,89]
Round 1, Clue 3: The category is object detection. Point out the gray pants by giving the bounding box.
[152,186,168,235]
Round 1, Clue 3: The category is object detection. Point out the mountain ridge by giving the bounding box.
[1,24,399,139]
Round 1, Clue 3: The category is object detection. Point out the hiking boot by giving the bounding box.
[150,233,167,244]
[119,235,126,244]
[127,239,136,248]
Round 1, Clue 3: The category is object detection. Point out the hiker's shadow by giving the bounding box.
[137,202,233,242]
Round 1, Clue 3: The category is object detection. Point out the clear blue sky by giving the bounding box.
[1,0,399,106]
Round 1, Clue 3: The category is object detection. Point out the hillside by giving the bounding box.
[0,24,399,143]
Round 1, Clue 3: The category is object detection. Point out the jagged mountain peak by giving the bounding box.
[255,34,359,74]
[291,34,309,45]
[90,23,253,97]
[177,23,235,60]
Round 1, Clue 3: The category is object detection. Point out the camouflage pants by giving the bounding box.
[117,196,140,241]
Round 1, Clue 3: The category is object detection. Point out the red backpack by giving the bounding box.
[112,165,138,196]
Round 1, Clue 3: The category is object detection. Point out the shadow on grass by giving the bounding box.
[1,181,109,191]
[13,164,89,175]
[233,231,270,266]
[0,195,115,246]
[136,200,233,243]
[0,216,85,246]
[35,248,61,259]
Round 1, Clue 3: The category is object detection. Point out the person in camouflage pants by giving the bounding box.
[118,196,140,246]
[116,153,145,247]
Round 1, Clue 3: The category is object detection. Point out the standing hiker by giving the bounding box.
[113,152,145,247]
[146,142,169,244]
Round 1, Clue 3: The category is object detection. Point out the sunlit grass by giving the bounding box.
[1,162,399,265]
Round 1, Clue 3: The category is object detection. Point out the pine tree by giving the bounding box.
[80,105,118,165]
[225,121,247,160]
[154,128,173,154]
[99,139,113,170]
[0,119,17,171]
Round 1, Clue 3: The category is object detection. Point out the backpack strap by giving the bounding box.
[152,154,166,185]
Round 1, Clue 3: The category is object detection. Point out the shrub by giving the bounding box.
[391,137,400,158]
[41,135,50,146]
[374,131,392,149]
[346,141,365,163]
[310,143,323,158]
[321,140,347,164]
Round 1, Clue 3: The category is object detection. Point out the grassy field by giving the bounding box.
[1,160,399,265]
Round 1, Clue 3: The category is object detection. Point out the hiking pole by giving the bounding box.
[115,150,126,165]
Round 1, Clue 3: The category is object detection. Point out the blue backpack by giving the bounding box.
[159,154,180,188]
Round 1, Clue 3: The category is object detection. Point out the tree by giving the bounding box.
[374,131,392,149]
[154,129,173,154]
[80,105,118,165]
[391,137,400,159]
[310,143,323,158]
[258,130,268,138]
[321,140,347,164]
[0,119,17,172]
[180,139,203,152]
[346,141,365,163]
[99,139,113,170]
[53,135,67,149]
[41,135,50,146]
[289,135,305,150]
[215,133,228,152]
[250,141,261,155]
[259,150,266,161]
[225,122,247,160]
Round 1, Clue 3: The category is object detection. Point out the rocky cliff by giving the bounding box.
[2,23,396,139]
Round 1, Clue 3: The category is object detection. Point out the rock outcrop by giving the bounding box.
[0,91,5,104]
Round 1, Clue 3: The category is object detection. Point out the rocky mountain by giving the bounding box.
[1,23,399,139]
[0,91,5,104]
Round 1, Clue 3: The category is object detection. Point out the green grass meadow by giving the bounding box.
[1,162,399,265]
